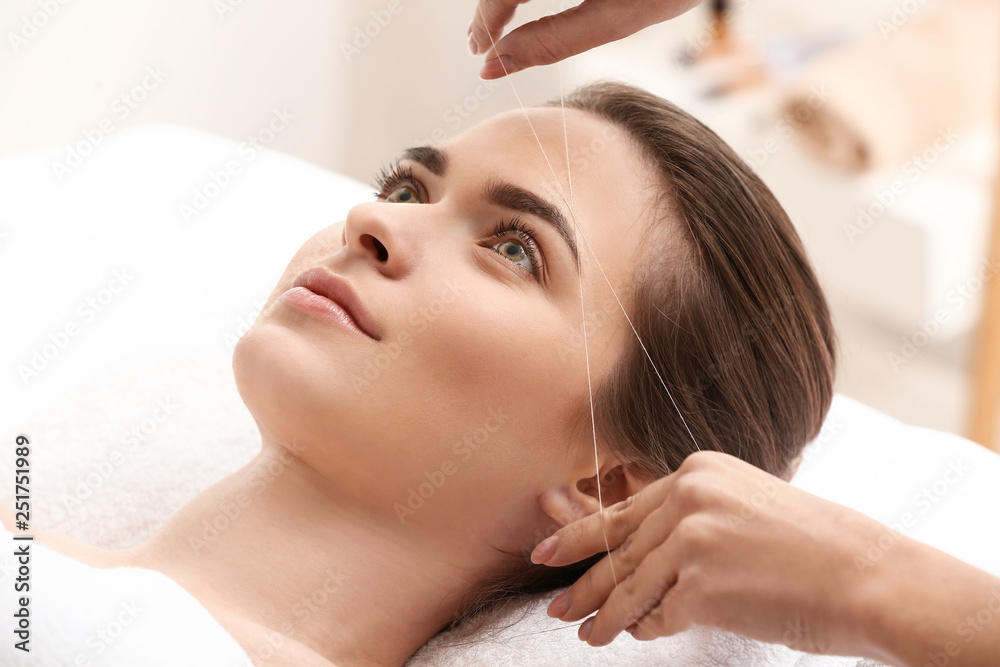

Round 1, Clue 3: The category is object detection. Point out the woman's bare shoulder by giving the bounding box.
[0,513,126,570]
[33,530,125,568]
[0,506,112,566]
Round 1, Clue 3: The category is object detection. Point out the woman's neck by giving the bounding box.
[122,445,486,666]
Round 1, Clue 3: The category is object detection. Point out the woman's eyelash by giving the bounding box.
[373,162,417,200]
[488,216,543,276]
[373,163,544,277]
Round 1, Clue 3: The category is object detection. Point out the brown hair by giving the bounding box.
[440,80,836,637]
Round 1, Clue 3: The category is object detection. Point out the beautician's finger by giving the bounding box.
[548,501,682,622]
[533,473,675,566]
[627,596,692,642]
[467,0,523,55]
[478,0,703,79]
[585,538,689,646]
[626,590,690,642]
[479,1,635,79]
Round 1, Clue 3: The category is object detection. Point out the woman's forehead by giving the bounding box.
[442,107,655,217]
[447,106,616,162]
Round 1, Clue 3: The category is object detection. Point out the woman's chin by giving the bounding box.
[232,320,353,447]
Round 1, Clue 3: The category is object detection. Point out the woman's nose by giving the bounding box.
[342,201,423,280]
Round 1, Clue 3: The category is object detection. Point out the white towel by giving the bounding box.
[0,522,252,666]
[6,124,998,665]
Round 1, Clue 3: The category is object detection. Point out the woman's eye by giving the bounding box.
[385,184,419,203]
[493,239,533,273]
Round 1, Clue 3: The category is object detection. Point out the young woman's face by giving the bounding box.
[233,107,658,548]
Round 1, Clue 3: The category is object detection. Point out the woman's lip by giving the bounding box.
[283,267,381,341]
[281,287,375,339]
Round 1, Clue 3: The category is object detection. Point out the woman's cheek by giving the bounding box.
[301,222,346,266]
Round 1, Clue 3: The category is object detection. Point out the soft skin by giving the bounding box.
[44,106,663,667]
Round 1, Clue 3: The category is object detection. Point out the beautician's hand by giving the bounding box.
[530,450,1000,666]
[468,0,704,79]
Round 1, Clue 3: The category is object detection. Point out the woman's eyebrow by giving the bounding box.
[399,144,581,271]
[401,146,447,176]
[483,177,581,271]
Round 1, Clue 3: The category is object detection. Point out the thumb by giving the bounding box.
[480,1,671,78]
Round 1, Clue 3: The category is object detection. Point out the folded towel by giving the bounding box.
[782,0,998,171]
[0,522,252,666]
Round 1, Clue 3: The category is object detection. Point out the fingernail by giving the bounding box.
[548,589,571,617]
[467,33,479,56]
[530,535,559,564]
[579,616,594,642]
[480,53,520,79]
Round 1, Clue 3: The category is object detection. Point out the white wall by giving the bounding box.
[0,0,568,183]
[0,1,346,172]
[0,0,935,181]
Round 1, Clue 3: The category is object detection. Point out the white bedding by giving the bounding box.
[0,522,251,666]
[0,125,997,666]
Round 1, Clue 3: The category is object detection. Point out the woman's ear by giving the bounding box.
[538,459,651,528]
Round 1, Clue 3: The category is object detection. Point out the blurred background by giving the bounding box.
[0,0,997,446]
